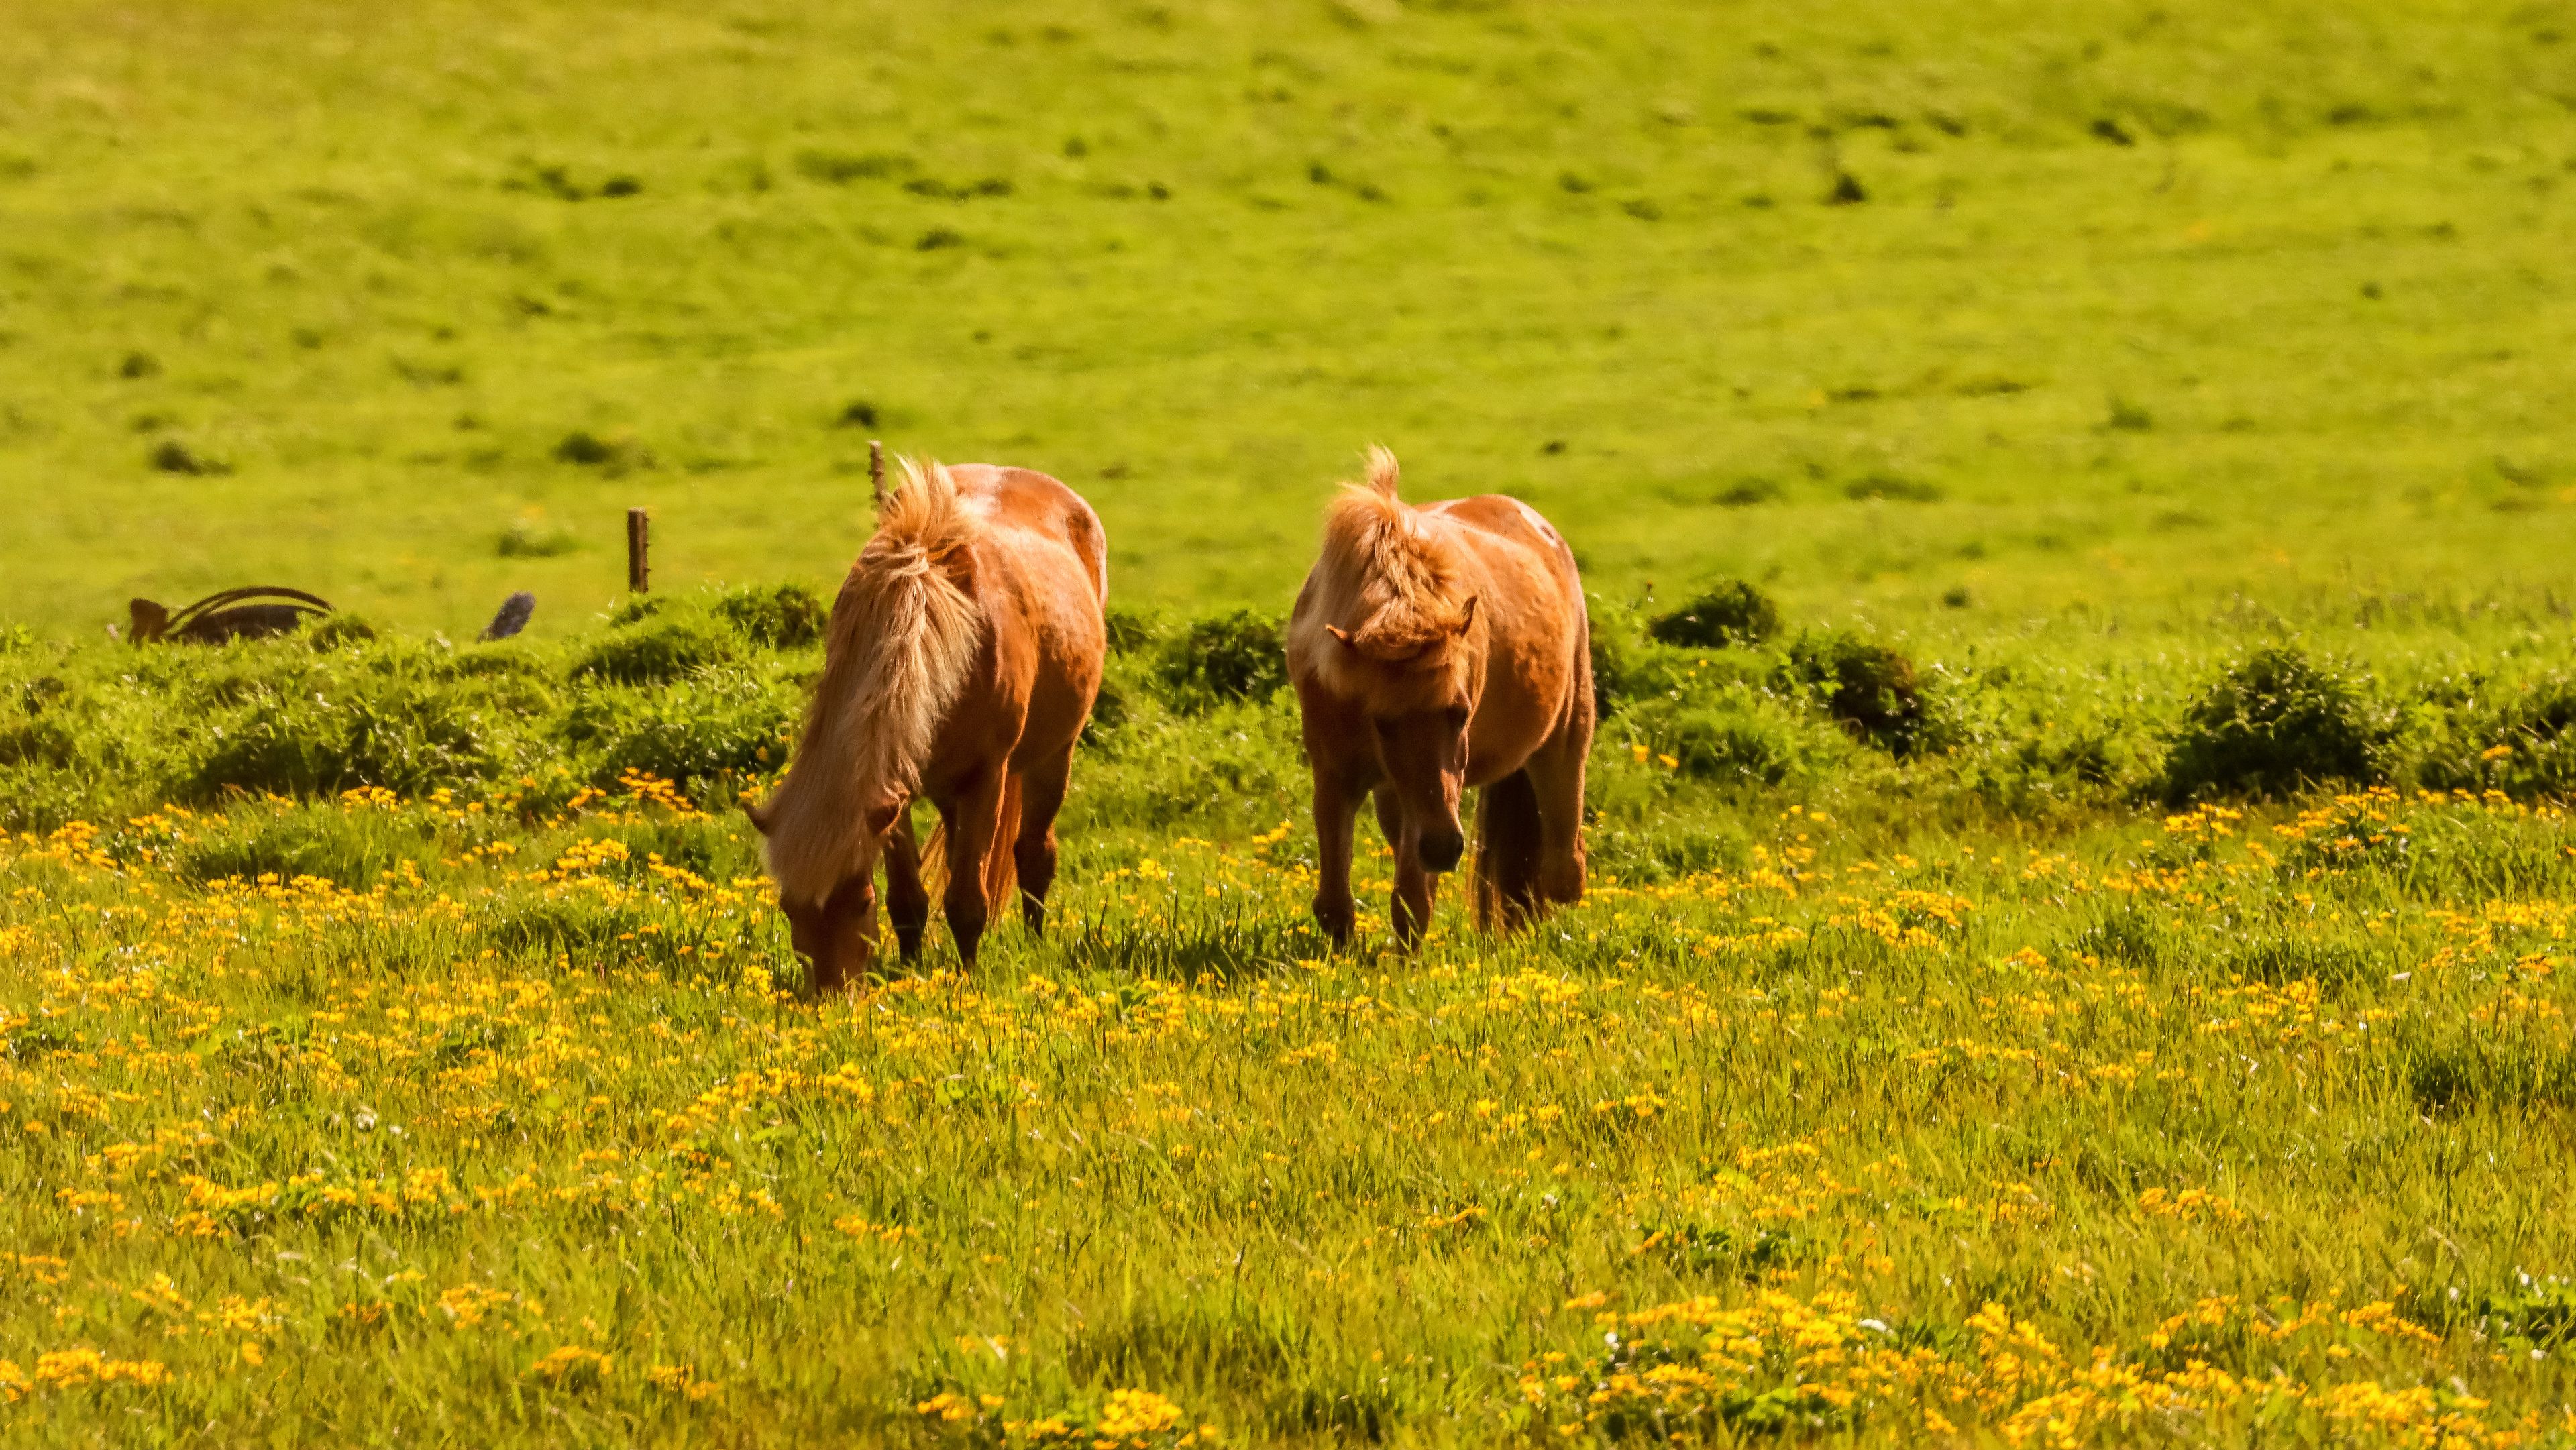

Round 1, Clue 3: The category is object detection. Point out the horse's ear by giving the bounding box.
[1325,624,1354,648]
[743,801,773,836]
[1454,596,1478,632]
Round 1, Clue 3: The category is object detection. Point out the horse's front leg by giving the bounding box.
[1310,764,1366,947]
[938,769,1008,968]
[1377,786,1437,950]
[882,801,932,964]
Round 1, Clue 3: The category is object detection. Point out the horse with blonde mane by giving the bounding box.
[748,461,1107,990]
[1286,447,1594,947]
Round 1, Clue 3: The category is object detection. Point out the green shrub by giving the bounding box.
[1154,608,1285,712]
[561,667,798,796]
[1103,604,1161,655]
[0,718,78,769]
[713,583,828,649]
[1780,632,1933,757]
[1083,651,1152,752]
[572,614,738,685]
[2161,646,2387,801]
[189,681,500,801]
[307,615,380,651]
[1646,581,1782,649]
[1659,706,1803,785]
[2417,673,2576,800]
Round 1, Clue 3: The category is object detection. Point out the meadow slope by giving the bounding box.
[1,0,2574,633]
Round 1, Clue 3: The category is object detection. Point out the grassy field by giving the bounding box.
[4,0,2576,634]
[8,0,2576,1445]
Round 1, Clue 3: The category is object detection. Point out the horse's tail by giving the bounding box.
[1362,443,1401,498]
[1471,768,1545,933]
[915,772,1024,915]
[985,774,1023,909]
[758,461,983,906]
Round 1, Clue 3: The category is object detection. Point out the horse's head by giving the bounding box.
[747,793,904,993]
[1327,596,1483,873]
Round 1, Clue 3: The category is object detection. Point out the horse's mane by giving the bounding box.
[1315,447,1475,660]
[759,459,984,905]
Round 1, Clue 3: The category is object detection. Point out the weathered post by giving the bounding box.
[626,507,650,592]
[869,439,886,509]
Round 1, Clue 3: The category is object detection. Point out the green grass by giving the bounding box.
[9,0,2576,1443]
[5,736,2576,1444]
[4,0,2575,636]
[0,603,2573,1443]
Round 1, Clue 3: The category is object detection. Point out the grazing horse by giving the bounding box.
[1286,447,1594,948]
[749,461,1107,990]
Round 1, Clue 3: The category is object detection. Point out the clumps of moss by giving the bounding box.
[713,583,827,649]
[1154,608,1285,712]
[1780,631,1934,757]
[2161,646,2389,802]
[1646,581,1781,649]
[496,518,580,557]
[551,430,652,475]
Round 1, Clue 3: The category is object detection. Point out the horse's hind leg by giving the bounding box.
[1523,718,1591,911]
[938,769,1008,967]
[883,803,932,964]
[1010,746,1074,935]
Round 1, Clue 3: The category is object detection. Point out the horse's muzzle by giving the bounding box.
[1419,829,1466,873]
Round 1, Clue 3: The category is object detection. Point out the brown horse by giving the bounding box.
[748,460,1107,989]
[1286,447,1594,948]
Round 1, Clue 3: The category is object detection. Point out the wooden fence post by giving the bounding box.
[626,507,650,592]
[869,439,886,510]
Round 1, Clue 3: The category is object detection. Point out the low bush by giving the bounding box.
[2161,646,2388,802]
[560,667,798,792]
[1627,700,1814,787]
[188,677,505,801]
[1155,608,1286,712]
[572,614,739,685]
[2416,673,2576,800]
[1646,581,1781,649]
[714,583,828,649]
[306,615,380,651]
[1780,632,1934,757]
[1103,604,1161,655]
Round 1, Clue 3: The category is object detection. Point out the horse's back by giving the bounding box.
[1423,494,1581,597]
[948,465,1108,604]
